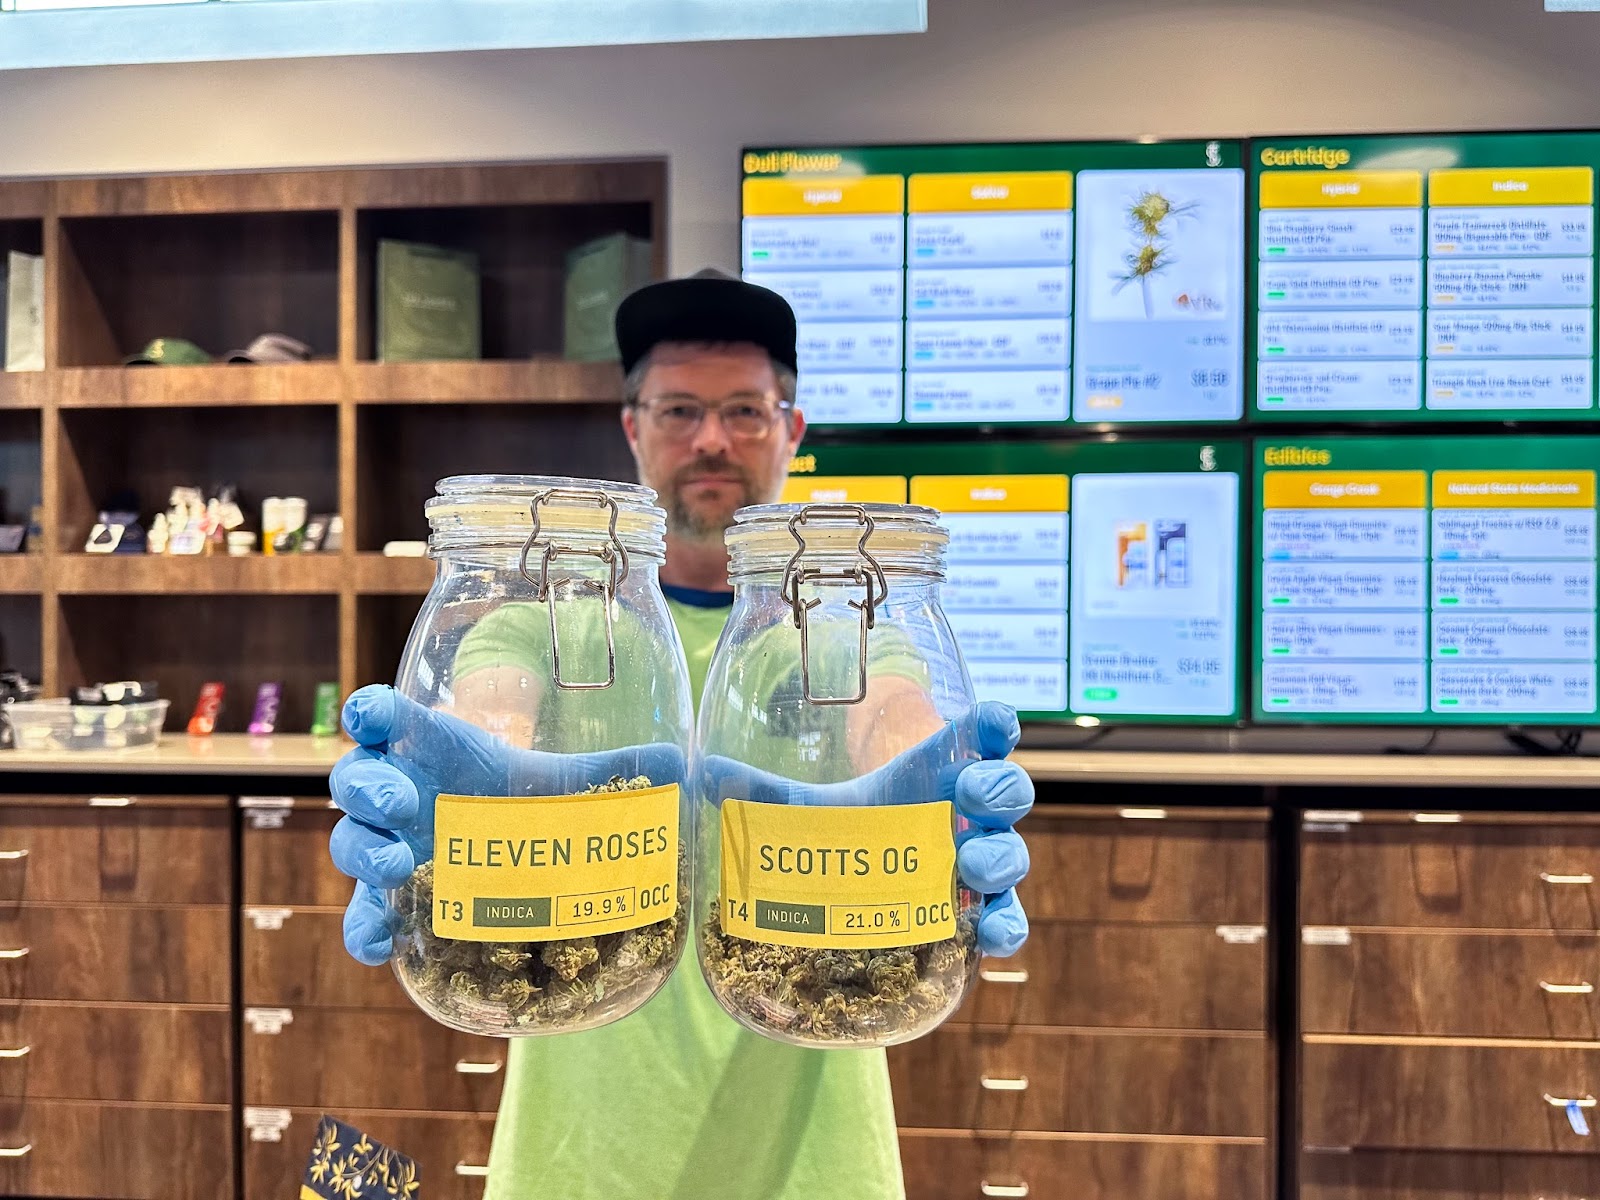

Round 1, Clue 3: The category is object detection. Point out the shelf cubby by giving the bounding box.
[0,597,41,682]
[354,200,652,362]
[56,405,339,554]
[0,217,46,407]
[59,594,339,733]
[354,402,636,551]
[56,211,341,368]
[0,408,41,530]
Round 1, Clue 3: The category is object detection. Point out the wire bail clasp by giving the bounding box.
[780,503,889,706]
[518,488,630,691]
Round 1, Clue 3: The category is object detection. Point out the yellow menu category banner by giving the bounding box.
[1433,470,1597,509]
[742,175,905,217]
[720,799,958,950]
[1429,167,1595,208]
[431,784,680,942]
[781,475,908,504]
[908,171,1073,213]
[1263,470,1427,510]
[910,474,1069,514]
[1258,170,1423,210]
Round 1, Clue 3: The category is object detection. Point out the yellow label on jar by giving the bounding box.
[719,798,957,950]
[431,784,679,942]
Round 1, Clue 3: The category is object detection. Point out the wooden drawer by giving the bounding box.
[243,908,411,1009]
[0,1098,231,1200]
[0,904,229,1003]
[245,1008,507,1112]
[0,1001,229,1103]
[1302,818,1600,930]
[1304,929,1600,1039]
[1304,1038,1600,1152]
[0,805,229,904]
[960,923,1265,1031]
[888,1027,1266,1137]
[242,806,349,907]
[1301,1148,1600,1200]
[899,1132,1268,1200]
[1023,811,1266,924]
[244,1109,495,1200]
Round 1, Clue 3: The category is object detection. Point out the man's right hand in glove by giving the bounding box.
[328,684,685,966]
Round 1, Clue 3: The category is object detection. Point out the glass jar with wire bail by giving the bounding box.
[695,501,981,1048]
[385,474,694,1037]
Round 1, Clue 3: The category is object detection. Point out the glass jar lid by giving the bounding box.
[725,502,948,582]
[426,474,667,560]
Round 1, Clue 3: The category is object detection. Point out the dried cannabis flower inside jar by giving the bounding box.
[394,776,687,1033]
[701,904,977,1043]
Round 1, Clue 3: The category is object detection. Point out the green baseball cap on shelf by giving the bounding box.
[123,337,213,366]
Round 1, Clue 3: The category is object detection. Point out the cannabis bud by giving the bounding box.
[700,903,978,1045]
[393,776,685,1035]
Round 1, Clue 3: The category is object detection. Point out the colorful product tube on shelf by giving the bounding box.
[188,681,226,736]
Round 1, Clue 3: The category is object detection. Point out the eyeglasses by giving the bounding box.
[637,396,792,441]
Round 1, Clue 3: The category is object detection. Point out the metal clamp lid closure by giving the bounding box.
[780,504,889,707]
[519,488,630,691]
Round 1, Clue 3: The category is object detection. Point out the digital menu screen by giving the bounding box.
[1252,134,1600,421]
[782,440,1244,723]
[742,141,1246,427]
[1255,436,1600,724]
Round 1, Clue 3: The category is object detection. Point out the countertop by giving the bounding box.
[0,733,350,776]
[1,734,1598,788]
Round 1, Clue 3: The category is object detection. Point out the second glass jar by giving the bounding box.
[695,501,981,1048]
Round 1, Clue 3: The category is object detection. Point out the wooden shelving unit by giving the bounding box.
[0,372,48,409]
[352,553,436,595]
[0,158,667,731]
[0,554,42,594]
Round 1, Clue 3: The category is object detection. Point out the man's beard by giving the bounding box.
[665,455,758,541]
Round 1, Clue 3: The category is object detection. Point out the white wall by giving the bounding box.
[0,0,1595,269]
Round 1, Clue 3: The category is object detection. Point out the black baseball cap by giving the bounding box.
[614,268,798,379]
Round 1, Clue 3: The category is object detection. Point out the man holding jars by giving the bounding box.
[329,270,1035,1200]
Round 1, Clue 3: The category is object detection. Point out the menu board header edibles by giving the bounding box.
[1254,435,1600,725]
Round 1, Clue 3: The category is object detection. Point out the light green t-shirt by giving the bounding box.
[480,594,904,1200]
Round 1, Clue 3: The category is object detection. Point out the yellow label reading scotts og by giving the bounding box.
[431,784,679,942]
[720,799,957,950]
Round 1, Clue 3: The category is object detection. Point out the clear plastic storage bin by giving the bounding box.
[2,699,171,752]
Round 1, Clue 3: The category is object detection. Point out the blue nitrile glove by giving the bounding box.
[329,684,686,966]
[700,700,1033,957]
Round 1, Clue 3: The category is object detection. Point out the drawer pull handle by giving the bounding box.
[0,949,30,960]
[1541,872,1594,886]
[454,1060,503,1075]
[1545,1093,1598,1108]
[980,1185,1029,1198]
[0,1144,30,1159]
[455,1163,491,1178]
[978,968,1029,985]
[0,851,27,861]
[88,797,133,808]
[1540,981,1596,995]
[0,1047,30,1060]
[979,1075,1029,1092]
